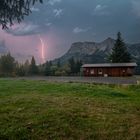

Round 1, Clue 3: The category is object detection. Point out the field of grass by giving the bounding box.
[0,79,140,140]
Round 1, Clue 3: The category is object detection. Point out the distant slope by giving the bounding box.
[127,43,140,59]
[127,43,140,74]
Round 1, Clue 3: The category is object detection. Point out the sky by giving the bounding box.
[0,0,140,64]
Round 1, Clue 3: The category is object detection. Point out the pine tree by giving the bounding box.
[68,57,75,74]
[0,53,16,76]
[29,56,38,75]
[75,60,83,74]
[24,60,30,76]
[16,64,26,76]
[57,60,61,68]
[68,58,83,75]
[44,61,52,76]
[109,32,131,63]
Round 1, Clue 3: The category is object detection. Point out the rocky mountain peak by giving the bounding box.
[67,38,115,56]
[101,37,115,44]
[67,41,97,55]
[53,38,140,66]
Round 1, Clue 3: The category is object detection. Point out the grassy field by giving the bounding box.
[0,79,140,140]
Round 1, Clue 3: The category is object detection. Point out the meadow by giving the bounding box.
[0,79,140,140]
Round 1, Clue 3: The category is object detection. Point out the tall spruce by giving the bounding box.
[0,53,16,76]
[109,32,131,63]
[68,57,75,74]
[44,61,52,76]
[29,56,38,75]
[68,58,82,74]
[75,60,83,74]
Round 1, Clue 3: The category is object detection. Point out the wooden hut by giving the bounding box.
[82,63,137,77]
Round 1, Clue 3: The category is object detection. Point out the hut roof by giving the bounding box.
[82,63,137,68]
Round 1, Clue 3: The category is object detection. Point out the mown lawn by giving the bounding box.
[0,79,140,140]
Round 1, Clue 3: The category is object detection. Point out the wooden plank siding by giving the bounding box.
[83,67,134,77]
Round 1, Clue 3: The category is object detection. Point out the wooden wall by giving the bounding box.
[83,67,134,77]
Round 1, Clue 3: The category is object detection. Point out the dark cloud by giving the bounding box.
[132,0,140,17]
[48,0,62,6]
[6,23,40,36]
[5,0,140,42]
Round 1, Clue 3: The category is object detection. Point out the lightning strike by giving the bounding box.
[38,35,45,63]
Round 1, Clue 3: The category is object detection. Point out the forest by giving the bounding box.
[0,53,82,77]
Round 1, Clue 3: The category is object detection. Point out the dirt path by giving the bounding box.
[6,76,139,85]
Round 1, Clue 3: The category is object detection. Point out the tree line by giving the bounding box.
[0,54,82,77]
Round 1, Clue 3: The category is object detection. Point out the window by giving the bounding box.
[90,69,94,74]
[98,69,102,74]
[123,69,125,73]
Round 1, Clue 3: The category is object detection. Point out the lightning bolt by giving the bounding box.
[38,35,45,63]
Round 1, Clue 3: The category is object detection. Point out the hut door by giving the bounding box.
[90,69,94,76]
[127,68,132,76]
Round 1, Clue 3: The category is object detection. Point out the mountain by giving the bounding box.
[53,38,140,73]
[53,38,116,64]
[127,43,140,59]
[54,38,115,63]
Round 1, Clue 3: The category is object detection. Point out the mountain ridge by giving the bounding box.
[53,38,140,65]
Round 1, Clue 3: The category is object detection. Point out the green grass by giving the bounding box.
[0,79,140,140]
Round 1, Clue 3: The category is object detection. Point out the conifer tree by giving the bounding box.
[68,58,82,74]
[0,53,16,76]
[68,57,75,74]
[44,61,52,76]
[29,56,38,75]
[109,32,131,63]
[75,60,82,73]
[24,60,30,75]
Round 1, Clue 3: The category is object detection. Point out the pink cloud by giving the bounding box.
[0,29,41,63]
[0,28,65,64]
